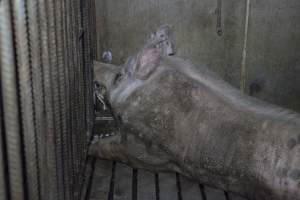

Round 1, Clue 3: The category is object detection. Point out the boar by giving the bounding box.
[90,46,300,200]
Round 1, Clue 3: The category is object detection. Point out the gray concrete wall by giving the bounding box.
[95,0,300,112]
[245,0,300,111]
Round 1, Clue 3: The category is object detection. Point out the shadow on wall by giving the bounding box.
[95,0,300,112]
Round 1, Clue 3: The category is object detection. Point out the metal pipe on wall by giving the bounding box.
[240,0,251,93]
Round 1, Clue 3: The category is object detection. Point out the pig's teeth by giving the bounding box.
[91,135,99,144]
[97,132,116,139]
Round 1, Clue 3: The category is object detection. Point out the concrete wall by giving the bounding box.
[95,0,300,112]
[245,0,300,111]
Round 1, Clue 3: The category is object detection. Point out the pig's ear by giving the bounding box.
[135,48,161,80]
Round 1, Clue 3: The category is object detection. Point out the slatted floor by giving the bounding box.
[81,158,247,200]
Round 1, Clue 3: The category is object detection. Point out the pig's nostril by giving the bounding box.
[94,81,100,88]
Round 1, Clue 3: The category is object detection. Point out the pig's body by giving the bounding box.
[91,53,300,200]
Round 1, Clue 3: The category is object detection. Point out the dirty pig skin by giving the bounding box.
[90,46,300,200]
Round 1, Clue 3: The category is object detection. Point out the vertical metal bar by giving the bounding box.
[58,0,74,198]
[45,0,65,198]
[11,0,40,199]
[66,0,79,189]
[75,0,83,172]
[0,0,26,199]
[70,0,80,180]
[27,0,47,199]
[81,0,93,144]
[77,0,87,174]
[75,0,84,182]
[64,0,77,194]
[53,0,71,199]
[89,0,96,133]
[38,0,59,198]
[0,79,8,200]
[80,0,87,173]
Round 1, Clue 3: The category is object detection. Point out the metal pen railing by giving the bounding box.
[0,0,96,199]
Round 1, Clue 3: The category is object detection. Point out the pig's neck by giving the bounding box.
[110,78,144,105]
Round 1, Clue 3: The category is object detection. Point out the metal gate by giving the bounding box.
[0,0,96,199]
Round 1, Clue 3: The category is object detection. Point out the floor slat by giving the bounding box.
[89,159,113,200]
[228,193,248,200]
[87,159,249,200]
[113,163,132,200]
[204,186,227,200]
[179,175,203,200]
[137,169,156,200]
[158,173,178,200]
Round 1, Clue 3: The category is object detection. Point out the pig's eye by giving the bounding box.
[113,73,123,85]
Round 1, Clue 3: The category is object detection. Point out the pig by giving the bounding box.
[90,44,300,200]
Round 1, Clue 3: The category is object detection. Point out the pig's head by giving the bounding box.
[91,47,177,171]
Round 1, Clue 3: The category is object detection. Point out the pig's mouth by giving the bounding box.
[92,80,124,148]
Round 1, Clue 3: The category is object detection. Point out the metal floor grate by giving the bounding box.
[81,158,247,200]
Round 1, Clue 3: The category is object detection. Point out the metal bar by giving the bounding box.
[59,0,75,198]
[70,0,81,181]
[11,0,41,199]
[0,78,8,200]
[27,0,45,199]
[38,0,59,198]
[0,0,26,199]
[45,0,65,198]
[54,0,71,198]
[67,0,79,191]
[63,0,77,194]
